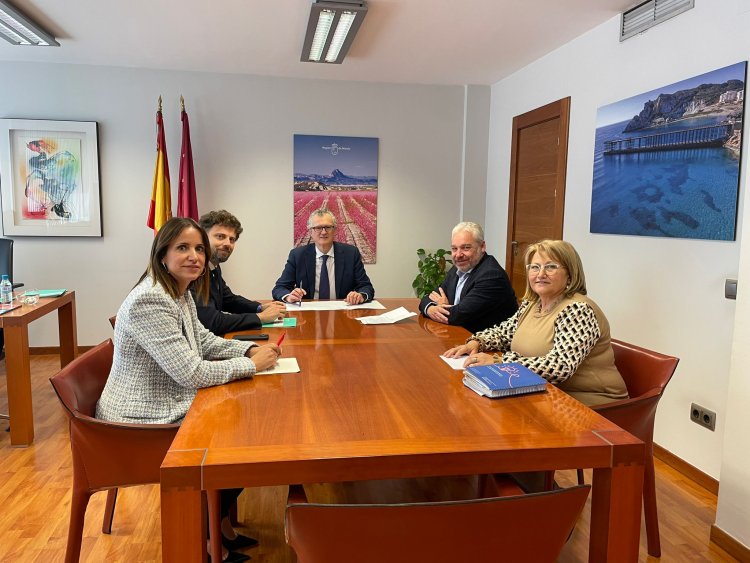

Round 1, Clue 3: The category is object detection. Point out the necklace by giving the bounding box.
[537,295,564,315]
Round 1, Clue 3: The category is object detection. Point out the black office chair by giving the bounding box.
[0,238,24,290]
[1,238,23,423]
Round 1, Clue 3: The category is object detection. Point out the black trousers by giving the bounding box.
[221,488,243,519]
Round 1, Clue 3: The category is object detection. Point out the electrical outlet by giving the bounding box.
[690,403,716,431]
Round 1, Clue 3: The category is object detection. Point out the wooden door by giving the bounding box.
[505,98,570,300]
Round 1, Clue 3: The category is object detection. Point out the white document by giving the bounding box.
[356,306,417,325]
[285,300,386,311]
[255,357,300,375]
[440,355,469,370]
[348,300,387,310]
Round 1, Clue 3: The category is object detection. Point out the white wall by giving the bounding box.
[486,0,750,547]
[461,85,491,223]
[718,127,750,546]
[0,62,472,346]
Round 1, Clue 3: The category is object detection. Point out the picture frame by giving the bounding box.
[590,62,746,241]
[0,119,102,237]
[293,134,379,263]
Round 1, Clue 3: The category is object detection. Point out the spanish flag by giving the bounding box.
[147,100,172,233]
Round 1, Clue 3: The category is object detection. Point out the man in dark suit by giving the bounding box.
[419,222,517,333]
[195,210,286,336]
[272,209,374,304]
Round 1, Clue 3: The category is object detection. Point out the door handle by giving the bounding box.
[511,241,518,257]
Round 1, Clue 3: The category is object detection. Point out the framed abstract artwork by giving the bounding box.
[293,134,378,263]
[0,119,102,237]
[590,62,746,240]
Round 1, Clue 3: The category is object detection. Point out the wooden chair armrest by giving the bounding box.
[591,387,661,412]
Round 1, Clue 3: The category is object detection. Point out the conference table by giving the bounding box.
[1,291,78,446]
[160,298,644,562]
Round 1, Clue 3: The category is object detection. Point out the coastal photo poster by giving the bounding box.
[293,134,378,263]
[0,119,102,237]
[590,62,746,241]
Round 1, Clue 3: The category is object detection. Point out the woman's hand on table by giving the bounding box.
[463,352,495,368]
[247,344,281,371]
[443,340,480,358]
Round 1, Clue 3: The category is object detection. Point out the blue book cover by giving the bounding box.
[463,362,547,398]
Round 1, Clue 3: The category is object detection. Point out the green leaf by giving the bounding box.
[411,247,452,297]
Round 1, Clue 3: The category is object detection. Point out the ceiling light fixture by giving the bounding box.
[301,0,367,64]
[0,0,59,46]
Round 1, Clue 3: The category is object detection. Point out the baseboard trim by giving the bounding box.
[654,442,719,495]
[30,346,61,355]
[710,524,750,561]
[30,346,92,355]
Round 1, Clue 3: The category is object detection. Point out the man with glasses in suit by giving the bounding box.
[272,208,374,305]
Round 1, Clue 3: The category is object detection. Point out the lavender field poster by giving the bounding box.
[293,134,378,263]
[590,62,746,240]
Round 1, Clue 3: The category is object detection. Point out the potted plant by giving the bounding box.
[412,248,452,298]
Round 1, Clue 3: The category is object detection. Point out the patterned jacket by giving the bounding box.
[469,294,628,406]
[96,277,256,424]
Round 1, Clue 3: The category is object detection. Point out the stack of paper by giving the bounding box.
[356,306,416,325]
[255,358,301,375]
[284,300,386,312]
[440,355,469,370]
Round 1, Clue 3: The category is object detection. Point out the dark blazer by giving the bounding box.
[272,242,374,301]
[194,265,263,335]
[419,253,517,334]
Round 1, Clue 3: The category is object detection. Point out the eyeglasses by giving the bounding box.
[451,244,477,253]
[525,263,563,275]
[311,225,335,233]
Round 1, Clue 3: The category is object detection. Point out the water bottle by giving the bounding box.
[0,274,13,305]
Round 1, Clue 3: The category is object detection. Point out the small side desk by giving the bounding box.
[1,291,78,446]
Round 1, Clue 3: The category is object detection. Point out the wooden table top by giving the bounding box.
[166,298,642,490]
[0,291,76,327]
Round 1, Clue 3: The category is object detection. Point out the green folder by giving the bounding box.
[30,289,67,298]
[261,317,297,328]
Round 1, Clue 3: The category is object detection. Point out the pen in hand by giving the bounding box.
[276,331,286,346]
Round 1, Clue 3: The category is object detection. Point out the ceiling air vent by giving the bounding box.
[620,0,694,41]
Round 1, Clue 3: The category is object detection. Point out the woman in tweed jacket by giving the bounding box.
[96,218,278,562]
[96,217,280,424]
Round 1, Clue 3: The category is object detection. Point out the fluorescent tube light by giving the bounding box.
[301,1,367,64]
[309,9,335,61]
[0,0,59,46]
[325,11,356,62]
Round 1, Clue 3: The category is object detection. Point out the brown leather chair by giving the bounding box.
[50,339,181,563]
[578,338,679,558]
[285,483,591,563]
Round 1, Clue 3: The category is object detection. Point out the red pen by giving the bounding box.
[276,331,286,346]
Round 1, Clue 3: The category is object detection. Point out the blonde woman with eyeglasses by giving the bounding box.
[444,239,627,407]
